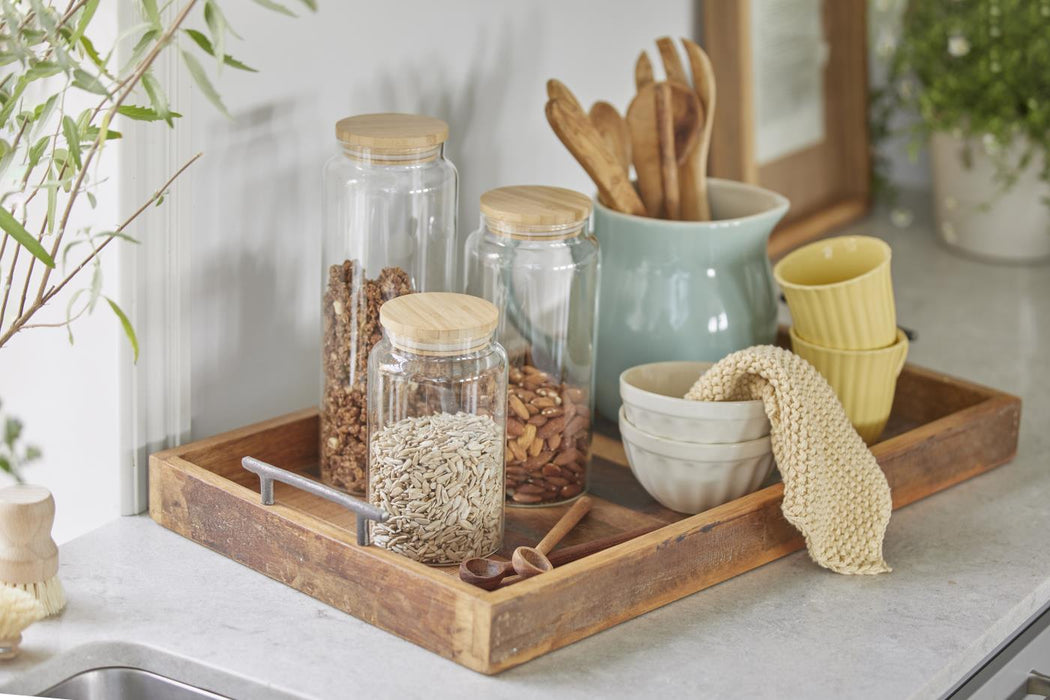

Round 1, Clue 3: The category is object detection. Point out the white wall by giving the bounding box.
[186,1,697,438]
[0,6,125,544]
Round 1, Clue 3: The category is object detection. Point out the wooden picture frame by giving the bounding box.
[701,0,871,257]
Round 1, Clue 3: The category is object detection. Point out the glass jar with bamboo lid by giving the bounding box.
[367,292,508,565]
[463,186,600,506]
[321,113,458,495]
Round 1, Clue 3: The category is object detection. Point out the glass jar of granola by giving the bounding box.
[321,113,458,494]
[368,292,507,565]
[463,186,599,506]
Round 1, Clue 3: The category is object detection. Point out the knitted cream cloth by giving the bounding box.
[685,345,892,575]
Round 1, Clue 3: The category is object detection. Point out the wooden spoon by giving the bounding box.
[546,78,586,118]
[589,101,631,174]
[626,81,701,218]
[460,522,661,591]
[545,98,646,216]
[682,38,717,221]
[655,36,702,220]
[510,496,593,578]
[654,83,680,220]
[656,36,690,86]
[497,524,662,588]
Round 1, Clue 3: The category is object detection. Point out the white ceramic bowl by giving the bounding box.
[619,361,770,443]
[619,408,775,515]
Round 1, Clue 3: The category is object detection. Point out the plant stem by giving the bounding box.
[34,0,199,306]
[17,217,49,318]
[0,152,202,349]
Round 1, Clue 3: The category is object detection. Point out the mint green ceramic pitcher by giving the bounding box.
[593,178,789,420]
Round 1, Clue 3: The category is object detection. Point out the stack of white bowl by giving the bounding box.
[618,361,774,515]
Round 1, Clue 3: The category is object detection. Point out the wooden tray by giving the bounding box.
[149,362,1020,674]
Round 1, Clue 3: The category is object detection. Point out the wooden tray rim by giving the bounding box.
[152,358,1021,607]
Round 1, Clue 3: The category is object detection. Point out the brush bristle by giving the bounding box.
[0,586,45,639]
[1,576,65,617]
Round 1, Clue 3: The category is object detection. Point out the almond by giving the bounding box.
[509,394,530,421]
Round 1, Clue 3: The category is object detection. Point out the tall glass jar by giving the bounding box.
[368,293,507,565]
[321,113,458,495]
[464,186,600,506]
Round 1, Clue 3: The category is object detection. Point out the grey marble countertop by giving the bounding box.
[1,199,1049,700]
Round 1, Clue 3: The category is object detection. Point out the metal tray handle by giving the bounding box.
[242,456,388,546]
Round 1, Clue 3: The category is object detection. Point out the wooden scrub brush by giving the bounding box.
[0,586,45,659]
[0,485,66,616]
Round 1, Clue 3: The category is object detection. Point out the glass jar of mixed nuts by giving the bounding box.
[320,113,458,495]
[367,292,507,565]
[464,186,599,506]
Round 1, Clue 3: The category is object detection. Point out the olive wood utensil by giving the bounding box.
[654,82,680,220]
[510,495,593,577]
[546,78,586,118]
[682,38,717,221]
[589,101,632,174]
[461,521,662,590]
[656,36,690,86]
[626,81,701,218]
[497,524,663,588]
[657,36,703,220]
[545,98,646,216]
[459,496,593,590]
[635,51,654,90]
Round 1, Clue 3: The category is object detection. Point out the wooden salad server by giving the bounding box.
[546,78,586,117]
[589,100,632,174]
[654,82,680,220]
[635,51,654,91]
[682,37,717,221]
[627,80,701,219]
[545,97,646,216]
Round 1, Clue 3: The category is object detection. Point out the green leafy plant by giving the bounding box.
[0,0,312,354]
[879,0,1050,196]
[0,398,40,483]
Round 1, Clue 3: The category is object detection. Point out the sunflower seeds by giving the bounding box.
[369,412,504,565]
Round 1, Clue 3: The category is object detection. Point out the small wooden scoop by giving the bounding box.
[496,524,662,589]
[459,496,593,589]
[511,496,593,577]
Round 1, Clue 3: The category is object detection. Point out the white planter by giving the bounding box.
[930,131,1050,263]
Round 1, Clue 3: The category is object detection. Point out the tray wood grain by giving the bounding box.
[150,361,1020,674]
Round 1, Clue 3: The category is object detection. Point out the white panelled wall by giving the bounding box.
[187,1,697,438]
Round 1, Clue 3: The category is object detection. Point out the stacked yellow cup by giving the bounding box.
[774,235,909,444]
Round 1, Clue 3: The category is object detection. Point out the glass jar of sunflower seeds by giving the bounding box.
[367,292,507,565]
[463,186,599,506]
[321,113,458,495]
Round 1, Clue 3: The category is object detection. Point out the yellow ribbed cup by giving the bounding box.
[775,236,896,350]
[790,327,909,444]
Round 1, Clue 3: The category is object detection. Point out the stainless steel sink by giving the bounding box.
[38,666,230,699]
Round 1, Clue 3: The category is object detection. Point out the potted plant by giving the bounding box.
[885,0,1050,262]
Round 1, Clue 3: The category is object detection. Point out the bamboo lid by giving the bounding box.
[480,186,592,227]
[379,293,499,355]
[335,113,449,150]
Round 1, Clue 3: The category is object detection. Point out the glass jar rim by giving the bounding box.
[340,143,443,165]
[384,330,495,357]
[481,214,587,240]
